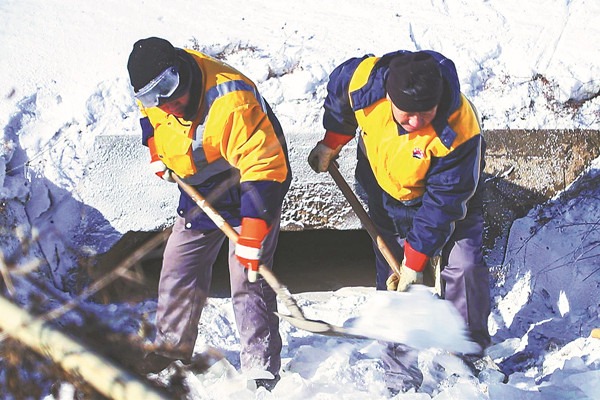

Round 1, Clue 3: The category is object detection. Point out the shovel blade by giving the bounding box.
[276,313,367,339]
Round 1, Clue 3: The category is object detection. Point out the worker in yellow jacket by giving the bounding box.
[126,37,290,390]
[308,50,490,393]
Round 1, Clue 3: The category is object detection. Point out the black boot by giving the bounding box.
[255,374,281,391]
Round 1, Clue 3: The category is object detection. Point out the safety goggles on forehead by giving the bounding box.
[134,66,180,108]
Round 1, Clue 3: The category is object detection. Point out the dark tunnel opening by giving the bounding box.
[120,229,377,301]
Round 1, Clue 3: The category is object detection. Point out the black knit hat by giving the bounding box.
[127,37,180,92]
[385,52,443,112]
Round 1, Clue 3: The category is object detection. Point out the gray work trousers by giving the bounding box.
[154,216,282,376]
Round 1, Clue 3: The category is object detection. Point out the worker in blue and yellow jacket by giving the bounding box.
[127,37,290,389]
[308,50,490,393]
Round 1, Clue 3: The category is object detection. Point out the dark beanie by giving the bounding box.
[385,52,443,112]
[127,37,180,92]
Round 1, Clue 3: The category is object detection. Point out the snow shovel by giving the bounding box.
[327,163,403,277]
[328,164,443,294]
[171,174,366,339]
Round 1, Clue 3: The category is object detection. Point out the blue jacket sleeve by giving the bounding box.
[240,181,285,226]
[407,134,485,256]
[322,56,367,136]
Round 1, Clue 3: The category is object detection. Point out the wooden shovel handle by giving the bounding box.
[172,174,262,281]
[173,175,306,311]
[172,174,239,241]
[327,163,403,277]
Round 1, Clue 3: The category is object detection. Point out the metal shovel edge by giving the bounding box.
[275,312,368,340]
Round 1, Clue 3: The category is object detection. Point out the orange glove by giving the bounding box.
[235,217,270,282]
[148,137,174,182]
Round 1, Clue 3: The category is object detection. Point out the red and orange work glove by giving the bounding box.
[235,217,270,282]
[147,137,174,182]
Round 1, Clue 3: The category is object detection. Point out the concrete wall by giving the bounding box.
[86,129,600,242]
[89,129,599,300]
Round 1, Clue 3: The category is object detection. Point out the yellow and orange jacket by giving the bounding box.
[137,49,291,230]
[322,50,485,263]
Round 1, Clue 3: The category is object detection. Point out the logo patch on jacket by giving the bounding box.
[412,147,425,159]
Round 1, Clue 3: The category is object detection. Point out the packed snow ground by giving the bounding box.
[1,0,599,399]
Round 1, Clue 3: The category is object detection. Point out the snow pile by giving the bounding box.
[347,286,480,354]
[485,159,600,397]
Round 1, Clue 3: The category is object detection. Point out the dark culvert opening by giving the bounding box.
[94,229,377,302]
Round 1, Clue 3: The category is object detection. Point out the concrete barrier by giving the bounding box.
[90,129,599,300]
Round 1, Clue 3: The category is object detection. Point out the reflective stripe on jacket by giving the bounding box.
[323,50,485,257]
